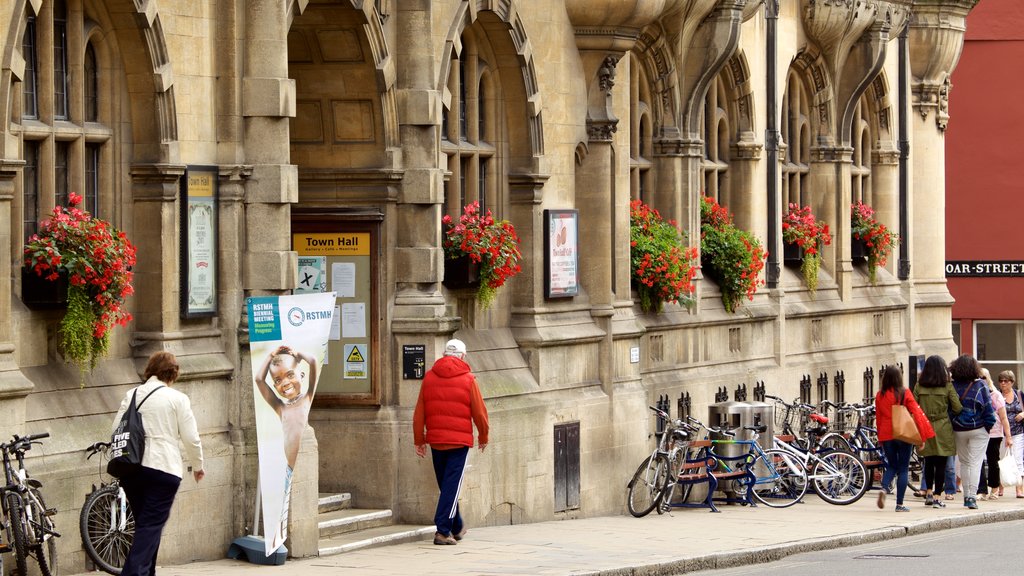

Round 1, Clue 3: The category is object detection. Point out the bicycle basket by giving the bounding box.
[773,403,791,429]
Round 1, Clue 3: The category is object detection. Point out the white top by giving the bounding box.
[111,376,204,479]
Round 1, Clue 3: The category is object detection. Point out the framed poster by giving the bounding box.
[180,166,218,318]
[544,209,579,298]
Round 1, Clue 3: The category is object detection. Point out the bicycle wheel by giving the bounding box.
[812,450,869,505]
[751,449,806,508]
[6,492,29,576]
[27,487,58,576]
[818,433,852,454]
[81,484,134,575]
[626,454,671,517]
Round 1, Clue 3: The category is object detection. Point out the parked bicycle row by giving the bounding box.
[628,355,1021,517]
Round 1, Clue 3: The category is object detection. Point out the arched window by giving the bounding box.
[442,26,500,218]
[850,97,873,205]
[629,53,654,203]
[16,3,114,244]
[781,71,811,208]
[702,76,730,206]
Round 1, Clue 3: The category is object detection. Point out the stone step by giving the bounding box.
[317,492,352,514]
[318,524,436,557]
[317,508,393,539]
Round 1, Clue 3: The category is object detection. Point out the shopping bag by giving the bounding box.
[998,449,1020,487]
[891,390,922,445]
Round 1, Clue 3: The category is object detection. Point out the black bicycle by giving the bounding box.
[0,432,60,576]
[80,441,134,575]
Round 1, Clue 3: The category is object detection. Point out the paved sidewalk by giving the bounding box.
[81,494,1024,576]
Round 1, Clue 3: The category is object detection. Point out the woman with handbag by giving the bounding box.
[875,365,933,512]
[976,368,1012,499]
[914,355,962,508]
[950,355,997,509]
[997,371,1024,497]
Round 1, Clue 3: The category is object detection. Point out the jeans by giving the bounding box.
[945,455,957,494]
[881,440,914,506]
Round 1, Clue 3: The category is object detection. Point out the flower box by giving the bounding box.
[850,236,868,262]
[442,255,480,290]
[21,266,68,310]
[782,242,803,268]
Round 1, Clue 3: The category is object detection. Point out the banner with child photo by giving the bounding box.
[246,292,336,555]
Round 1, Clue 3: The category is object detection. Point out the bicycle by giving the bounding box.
[80,441,134,575]
[771,431,869,505]
[1,432,60,576]
[626,406,695,517]
[671,415,807,509]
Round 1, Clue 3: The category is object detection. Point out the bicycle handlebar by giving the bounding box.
[85,441,111,459]
[2,432,50,453]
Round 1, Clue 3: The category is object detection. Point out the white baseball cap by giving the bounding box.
[444,339,467,357]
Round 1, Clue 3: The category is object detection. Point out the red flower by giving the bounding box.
[23,192,137,370]
[443,201,522,309]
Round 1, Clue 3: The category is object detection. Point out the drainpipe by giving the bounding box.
[766,0,780,287]
[898,22,910,280]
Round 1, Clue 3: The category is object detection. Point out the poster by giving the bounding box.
[182,167,218,316]
[545,210,579,297]
[246,292,335,555]
[296,256,327,294]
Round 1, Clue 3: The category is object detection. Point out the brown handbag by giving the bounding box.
[892,389,923,445]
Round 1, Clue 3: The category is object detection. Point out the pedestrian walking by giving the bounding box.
[950,354,996,509]
[913,355,961,508]
[413,339,489,545]
[997,371,1024,496]
[977,368,1013,499]
[112,351,205,576]
[875,365,931,512]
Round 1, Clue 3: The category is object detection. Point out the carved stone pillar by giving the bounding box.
[809,146,854,300]
[0,160,32,425]
[909,0,979,286]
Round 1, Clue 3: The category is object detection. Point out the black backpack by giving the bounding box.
[107,387,162,478]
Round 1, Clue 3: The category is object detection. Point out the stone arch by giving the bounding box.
[790,47,836,147]
[865,70,894,144]
[720,51,756,144]
[439,0,544,170]
[633,26,679,137]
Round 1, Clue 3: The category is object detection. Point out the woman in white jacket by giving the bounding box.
[111,351,204,576]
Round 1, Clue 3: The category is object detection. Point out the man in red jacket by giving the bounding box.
[413,338,489,545]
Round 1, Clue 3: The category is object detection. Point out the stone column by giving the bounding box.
[809,146,853,300]
[392,1,457,401]
[0,160,32,436]
[908,0,979,287]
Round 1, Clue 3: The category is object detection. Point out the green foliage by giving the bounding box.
[60,285,110,384]
[700,197,766,314]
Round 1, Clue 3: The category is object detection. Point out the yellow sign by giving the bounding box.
[294,232,370,256]
[187,170,214,197]
[346,346,365,363]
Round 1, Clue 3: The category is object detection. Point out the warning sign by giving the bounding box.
[343,343,367,379]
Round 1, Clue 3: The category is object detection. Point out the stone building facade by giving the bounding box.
[0,0,978,571]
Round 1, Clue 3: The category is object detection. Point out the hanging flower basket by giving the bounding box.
[23,192,137,376]
[442,201,522,309]
[21,265,69,310]
[781,203,832,293]
[850,201,898,284]
[629,199,698,313]
[700,196,766,313]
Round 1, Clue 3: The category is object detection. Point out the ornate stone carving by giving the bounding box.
[598,56,620,93]
[587,120,618,142]
[909,0,980,131]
